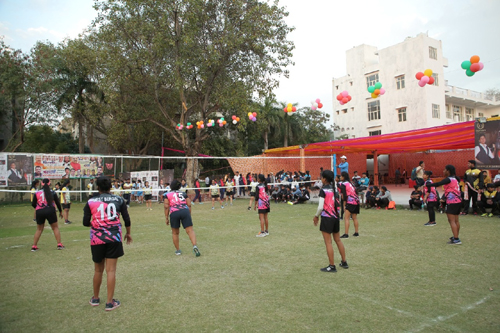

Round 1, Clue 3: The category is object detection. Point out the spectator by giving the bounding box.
[290,184,310,205]
[358,173,370,190]
[233,172,240,196]
[337,156,349,174]
[477,183,499,217]
[351,171,361,187]
[415,161,425,187]
[409,185,423,210]
[461,159,483,216]
[395,168,401,187]
[192,178,202,204]
[375,186,392,209]
[422,171,439,226]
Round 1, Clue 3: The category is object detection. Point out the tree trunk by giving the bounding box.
[185,143,200,187]
[88,125,94,153]
[78,114,85,153]
[263,129,269,151]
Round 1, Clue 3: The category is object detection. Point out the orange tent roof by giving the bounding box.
[265,121,475,156]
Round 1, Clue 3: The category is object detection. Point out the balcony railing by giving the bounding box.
[446,85,499,103]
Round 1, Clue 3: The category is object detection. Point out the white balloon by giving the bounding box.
[232,120,237,124]
[313,102,318,107]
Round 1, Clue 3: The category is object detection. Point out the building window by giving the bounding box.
[369,130,381,136]
[351,107,354,112]
[395,75,405,90]
[336,85,339,90]
[446,104,452,119]
[366,73,379,88]
[432,73,438,86]
[349,82,353,86]
[336,110,340,115]
[367,100,380,121]
[465,108,474,121]
[478,112,484,117]
[342,109,347,114]
[398,108,407,122]
[429,46,437,60]
[432,104,440,118]
[453,105,463,122]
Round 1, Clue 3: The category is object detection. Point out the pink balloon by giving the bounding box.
[315,98,321,103]
[418,80,426,87]
[339,101,344,105]
[201,124,205,128]
[311,106,317,110]
[420,76,429,84]
[379,88,386,95]
[252,117,257,122]
[341,91,349,97]
[478,62,484,71]
[219,123,223,127]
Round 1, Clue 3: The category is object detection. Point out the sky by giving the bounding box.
[1,0,499,122]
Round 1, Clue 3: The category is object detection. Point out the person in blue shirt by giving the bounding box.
[359,173,370,190]
[337,155,349,174]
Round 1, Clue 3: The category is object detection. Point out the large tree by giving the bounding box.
[89,0,294,184]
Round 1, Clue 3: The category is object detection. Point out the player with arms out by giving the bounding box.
[31,178,65,251]
[84,176,132,311]
[164,180,200,256]
[254,174,270,237]
[312,170,348,272]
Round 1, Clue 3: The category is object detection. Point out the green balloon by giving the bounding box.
[374,82,382,89]
[461,60,471,70]
[368,86,375,93]
[465,69,475,77]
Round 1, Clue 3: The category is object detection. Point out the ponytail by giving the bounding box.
[42,179,53,206]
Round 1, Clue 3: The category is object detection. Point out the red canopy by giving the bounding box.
[265,121,475,155]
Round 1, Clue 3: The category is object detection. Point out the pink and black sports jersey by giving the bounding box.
[342,181,359,205]
[444,177,461,204]
[34,190,56,210]
[84,193,128,245]
[165,191,189,213]
[423,180,438,202]
[319,184,339,219]
[255,183,270,210]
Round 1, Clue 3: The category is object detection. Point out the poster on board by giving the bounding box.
[34,154,104,179]
[0,154,7,187]
[474,119,500,169]
[6,154,33,186]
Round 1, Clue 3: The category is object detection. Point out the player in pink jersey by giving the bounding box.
[83,177,132,311]
[31,178,64,251]
[313,170,348,272]
[422,171,439,226]
[254,174,270,237]
[426,165,463,245]
[164,180,200,256]
[339,172,360,239]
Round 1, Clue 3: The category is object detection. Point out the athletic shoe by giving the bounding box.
[199,202,204,205]
[31,245,38,252]
[424,221,437,226]
[105,299,121,311]
[353,232,359,237]
[488,213,494,217]
[175,250,182,255]
[287,202,293,205]
[33,219,36,222]
[57,243,65,250]
[340,234,349,239]
[65,220,72,224]
[460,212,467,215]
[447,238,462,245]
[481,213,488,217]
[320,265,337,273]
[221,206,224,209]
[376,207,381,210]
[248,207,251,210]
[89,297,100,306]
[230,203,232,206]
[265,231,269,236]
[473,212,478,216]
[193,246,201,257]
[339,261,349,269]
[211,207,214,210]
[256,232,266,237]
[191,202,195,205]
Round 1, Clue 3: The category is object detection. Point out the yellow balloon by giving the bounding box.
[287,103,292,107]
[287,106,292,112]
[424,69,433,77]
[371,93,378,99]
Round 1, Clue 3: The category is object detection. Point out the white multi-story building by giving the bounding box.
[332,33,500,138]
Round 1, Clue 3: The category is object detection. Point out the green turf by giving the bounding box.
[0,200,499,332]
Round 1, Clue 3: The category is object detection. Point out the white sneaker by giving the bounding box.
[256,232,267,237]
[212,207,214,210]
[221,206,224,209]
[265,231,269,236]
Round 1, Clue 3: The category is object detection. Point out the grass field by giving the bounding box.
[0,199,499,332]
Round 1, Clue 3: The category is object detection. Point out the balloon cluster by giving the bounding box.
[336,91,352,105]
[176,123,183,130]
[367,82,385,98]
[231,115,240,125]
[196,121,205,129]
[461,55,484,77]
[415,69,435,87]
[310,98,323,110]
[283,103,297,115]
[217,118,227,127]
[247,112,257,122]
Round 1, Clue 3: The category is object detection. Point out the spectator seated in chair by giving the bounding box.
[409,185,423,210]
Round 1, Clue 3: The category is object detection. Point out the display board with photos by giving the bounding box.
[474,118,500,169]
[0,154,33,187]
[34,154,105,179]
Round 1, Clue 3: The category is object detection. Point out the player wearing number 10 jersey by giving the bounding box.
[83,177,132,311]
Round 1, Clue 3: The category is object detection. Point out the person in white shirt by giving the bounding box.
[475,134,495,165]
[233,172,241,197]
[144,181,153,210]
[494,170,500,183]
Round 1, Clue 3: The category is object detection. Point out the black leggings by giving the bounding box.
[427,201,438,222]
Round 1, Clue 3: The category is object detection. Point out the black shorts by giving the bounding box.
[226,190,233,196]
[211,194,219,199]
[250,192,256,196]
[144,194,152,201]
[320,216,340,234]
[345,204,360,214]
[62,203,71,210]
[446,203,462,216]
[91,242,124,263]
[258,208,270,214]
[170,209,193,229]
[36,207,58,225]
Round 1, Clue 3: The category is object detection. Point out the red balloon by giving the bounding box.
[347,95,352,101]
[317,103,323,108]
[252,112,257,117]
[415,72,424,80]
[283,107,287,112]
[427,76,435,85]
[470,63,480,73]
[341,97,348,104]
[292,106,297,112]
[336,94,342,101]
